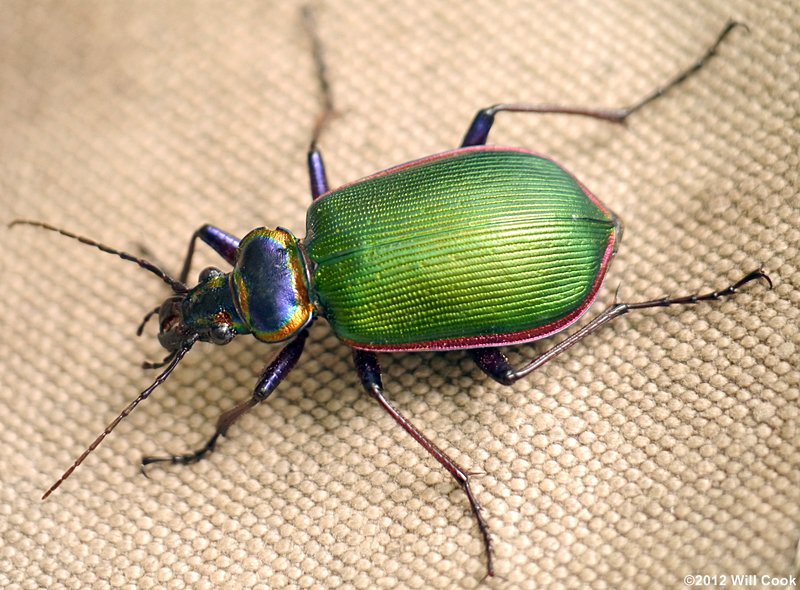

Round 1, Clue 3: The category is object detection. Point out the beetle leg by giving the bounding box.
[178,224,241,284]
[353,349,494,578]
[308,150,330,200]
[141,329,308,469]
[135,224,240,347]
[472,268,771,385]
[304,5,335,200]
[461,21,743,147]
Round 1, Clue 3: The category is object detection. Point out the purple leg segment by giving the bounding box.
[308,149,330,200]
[353,349,495,577]
[461,110,496,147]
[179,224,241,283]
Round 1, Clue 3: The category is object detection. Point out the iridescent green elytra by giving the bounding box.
[304,146,621,350]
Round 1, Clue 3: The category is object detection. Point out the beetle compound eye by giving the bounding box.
[199,266,224,282]
[209,322,235,345]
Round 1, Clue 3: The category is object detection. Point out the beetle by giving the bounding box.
[12,13,771,578]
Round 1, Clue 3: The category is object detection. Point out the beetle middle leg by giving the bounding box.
[141,329,309,469]
[461,21,743,147]
[471,269,771,385]
[353,349,495,577]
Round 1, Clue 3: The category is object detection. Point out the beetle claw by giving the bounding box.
[755,267,773,290]
[613,282,623,305]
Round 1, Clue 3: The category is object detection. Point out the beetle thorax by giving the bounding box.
[230,227,314,342]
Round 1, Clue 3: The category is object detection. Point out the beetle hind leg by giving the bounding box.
[353,349,495,578]
[472,268,771,385]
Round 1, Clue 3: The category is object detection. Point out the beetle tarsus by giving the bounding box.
[141,433,221,469]
[621,20,746,119]
[303,5,335,151]
[303,4,335,198]
[626,268,772,311]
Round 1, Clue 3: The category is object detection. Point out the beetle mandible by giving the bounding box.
[12,12,771,578]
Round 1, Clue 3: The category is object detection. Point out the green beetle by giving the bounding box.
[14,18,770,579]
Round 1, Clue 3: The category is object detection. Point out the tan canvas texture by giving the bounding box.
[1,1,798,588]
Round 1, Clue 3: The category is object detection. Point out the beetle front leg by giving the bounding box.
[353,349,495,578]
[472,268,771,385]
[141,329,309,469]
[461,21,742,147]
[178,224,241,284]
[137,224,242,349]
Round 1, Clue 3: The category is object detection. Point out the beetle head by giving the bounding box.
[153,266,245,358]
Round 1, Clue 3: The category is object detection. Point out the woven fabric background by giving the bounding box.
[1,1,798,588]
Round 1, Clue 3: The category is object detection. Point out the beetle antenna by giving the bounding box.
[10,220,187,293]
[41,340,195,500]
